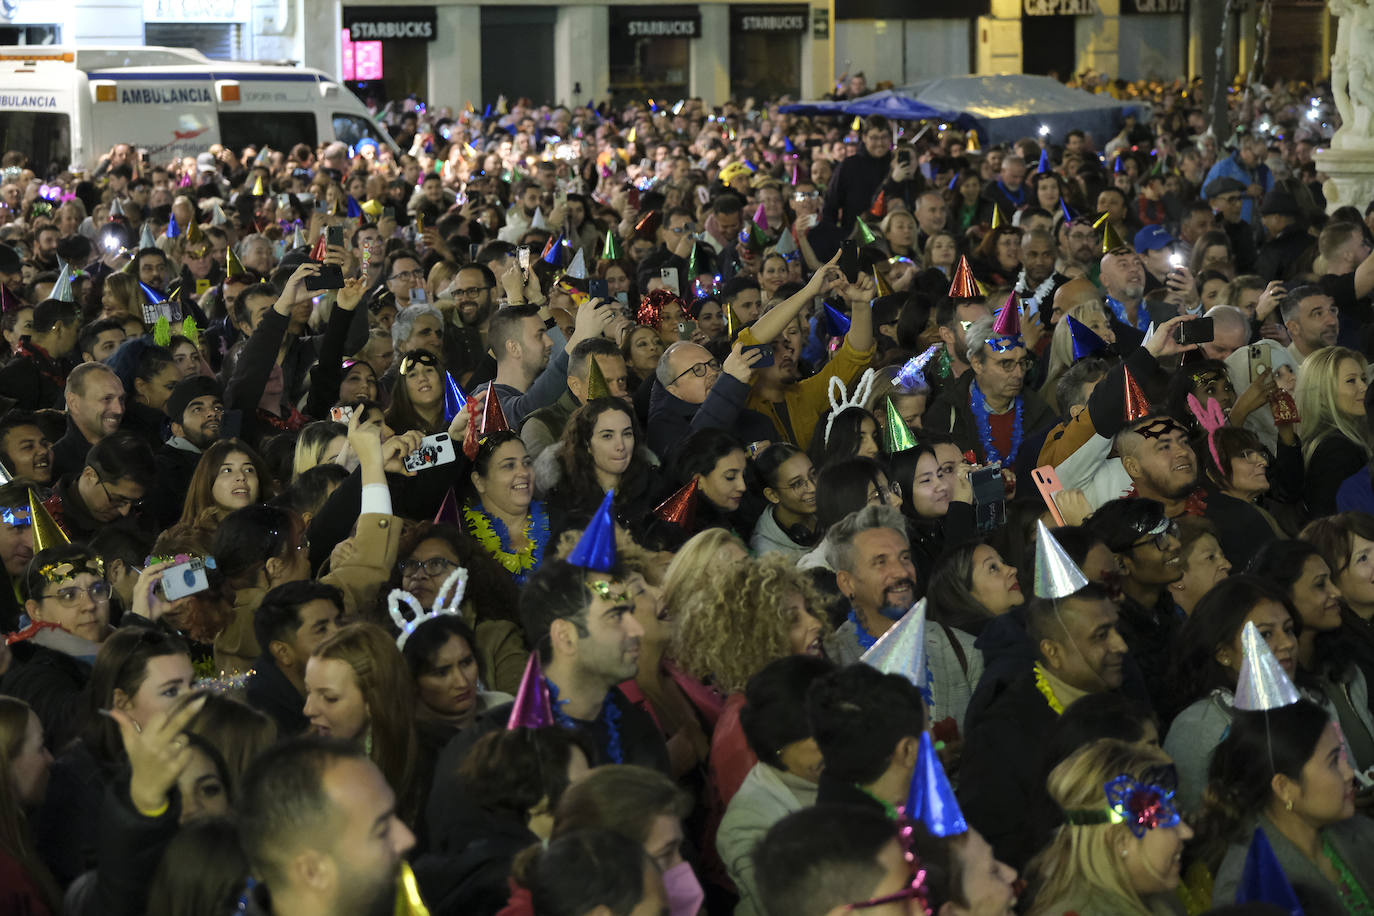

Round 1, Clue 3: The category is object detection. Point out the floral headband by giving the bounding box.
[1063,765,1180,839]
[38,558,105,584]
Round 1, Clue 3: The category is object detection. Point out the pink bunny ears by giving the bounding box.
[1186,393,1226,470]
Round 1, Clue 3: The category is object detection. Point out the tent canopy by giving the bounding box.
[780,76,1142,147]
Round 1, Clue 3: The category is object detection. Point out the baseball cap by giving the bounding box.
[1203,177,1245,199]
[1133,225,1175,253]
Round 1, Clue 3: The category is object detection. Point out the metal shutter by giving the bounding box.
[143,23,245,61]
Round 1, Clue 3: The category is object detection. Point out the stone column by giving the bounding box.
[1315,0,1374,214]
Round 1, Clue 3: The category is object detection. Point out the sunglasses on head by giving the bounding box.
[399,351,438,375]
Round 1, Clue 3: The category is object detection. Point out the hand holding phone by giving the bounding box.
[1032,466,1066,527]
[404,433,457,472]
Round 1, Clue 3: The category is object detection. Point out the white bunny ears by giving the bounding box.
[388,566,469,649]
[823,368,878,446]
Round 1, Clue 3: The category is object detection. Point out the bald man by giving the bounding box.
[1201,304,1250,362]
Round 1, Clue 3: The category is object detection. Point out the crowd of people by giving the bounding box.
[0,75,1370,916]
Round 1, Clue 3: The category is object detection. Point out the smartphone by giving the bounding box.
[160,558,210,600]
[897,150,913,169]
[660,267,680,296]
[409,288,428,304]
[306,264,345,291]
[404,432,457,472]
[517,245,531,273]
[696,185,710,206]
[326,224,344,249]
[554,188,568,208]
[1175,317,1215,346]
[1248,344,1272,382]
[383,206,395,221]
[970,466,1007,534]
[220,409,242,439]
[1032,466,1067,527]
[839,239,860,283]
[743,343,775,367]
[329,405,355,424]
[677,319,697,340]
[588,277,609,300]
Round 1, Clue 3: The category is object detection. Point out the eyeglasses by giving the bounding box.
[670,359,720,385]
[785,471,818,494]
[399,351,439,375]
[400,556,457,578]
[793,192,821,202]
[1237,449,1269,465]
[1131,519,1179,551]
[452,285,491,298]
[42,581,112,607]
[668,222,698,234]
[98,478,142,510]
[390,269,424,282]
[868,481,902,503]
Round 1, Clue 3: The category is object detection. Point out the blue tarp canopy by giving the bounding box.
[780,76,1142,146]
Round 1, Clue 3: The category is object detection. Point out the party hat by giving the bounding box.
[965,129,979,152]
[896,344,938,391]
[567,489,617,572]
[601,228,624,261]
[872,268,893,298]
[342,195,361,219]
[480,389,510,436]
[1234,620,1301,711]
[1059,198,1077,224]
[585,357,612,400]
[139,282,165,305]
[869,189,887,219]
[505,653,555,729]
[1101,220,1127,254]
[292,226,306,250]
[1038,148,1052,174]
[947,256,979,299]
[443,372,468,423]
[1235,827,1303,913]
[139,222,156,250]
[565,248,587,280]
[774,229,797,258]
[395,860,432,916]
[29,490,69,552]
[1067,316,1109,361]
[46,261,75,303]
[433,488,460,525]
[823,303,851,338]
[1122,368,1150,422]
[185,218,204,246]
[904,731,968,837]
[225,248,245,279]
[850,115,862,132]
[861,599,927,695]
[166,214,181,239]
[854,217,877,246]
[884,397,917,453]
[991,291,1020,338]
[1113,152,1126,174]
[542,233,568,268]
[686,241,703,278]
[991,205,1005,230]
[1033,521,1089,599]
[634,210,661,237]
[0,285,18,315]
[530,206,548,231]
[360,198,383,219]
[251,174,265,197]
[108,198,126,221]
[753,203,770,232]
[653,478,698,528]
[784,137,797,156]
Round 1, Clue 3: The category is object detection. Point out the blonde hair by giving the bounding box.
[1297,346,1373,462]
[1042,300,1112,407]
[669,553,828,694]
[660,528,746,618]
[1025,739,1173,916]
[292,420,348,480]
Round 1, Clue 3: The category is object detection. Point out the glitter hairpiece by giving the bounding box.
[586,578,631,604]
[387,566,469,649]
[145,553,217,570]
[38,559,105,583]
[1,506,31,528]
[1063,767,1180,839]
[986,334,1023,353]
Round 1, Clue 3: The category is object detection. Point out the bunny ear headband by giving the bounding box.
[388,566,469,650]
[824,368,877,446]
[1185,393,1227,471]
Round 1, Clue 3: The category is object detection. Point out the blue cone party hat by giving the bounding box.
[1067,315,1109,361]
[567,489,617,572]
[784,136,797,156]
[823,303,851,338]
[1034,520,1089,599]
[166,213,181,239]
[139,282,165,305]
[1038,148,1052,174]
[50,262,75,303]
[345,195,362,219]
[1235,827,1303,915]
[442,372,468,423]
[543,234,568,268]
[904,731,968,837]
[1060,198,1077,224]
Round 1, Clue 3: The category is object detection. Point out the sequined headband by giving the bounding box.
[987,333,1023,353]
[1063,766,1180,839]
[1,505,30,528]
[38,558,105,584]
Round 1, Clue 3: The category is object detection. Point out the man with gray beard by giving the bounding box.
[1099,247,1151,333]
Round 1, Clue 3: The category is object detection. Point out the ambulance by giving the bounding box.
[0,45,397,175]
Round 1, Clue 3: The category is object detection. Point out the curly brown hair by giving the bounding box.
[670,553,829,694]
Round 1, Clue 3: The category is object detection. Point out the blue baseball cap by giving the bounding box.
[1133,225,1175,253]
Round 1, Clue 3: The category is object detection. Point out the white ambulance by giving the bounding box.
[0,45,397,174]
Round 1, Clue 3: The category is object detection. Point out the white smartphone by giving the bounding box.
[160,559,210,600]
[404,432,457,473]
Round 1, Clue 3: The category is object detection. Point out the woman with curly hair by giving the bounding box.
[540,398,659,538]
[672,553,829,809]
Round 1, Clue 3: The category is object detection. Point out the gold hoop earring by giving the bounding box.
[1285,798,1293,812]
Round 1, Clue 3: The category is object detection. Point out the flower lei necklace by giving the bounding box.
[969,378,1024,465]
[463,500,550,586]
[547,677,624,764]
[1014,267,1057,314]
[1034,665,1065,715]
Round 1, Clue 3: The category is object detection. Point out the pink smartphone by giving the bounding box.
[1032,465,1066,527]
